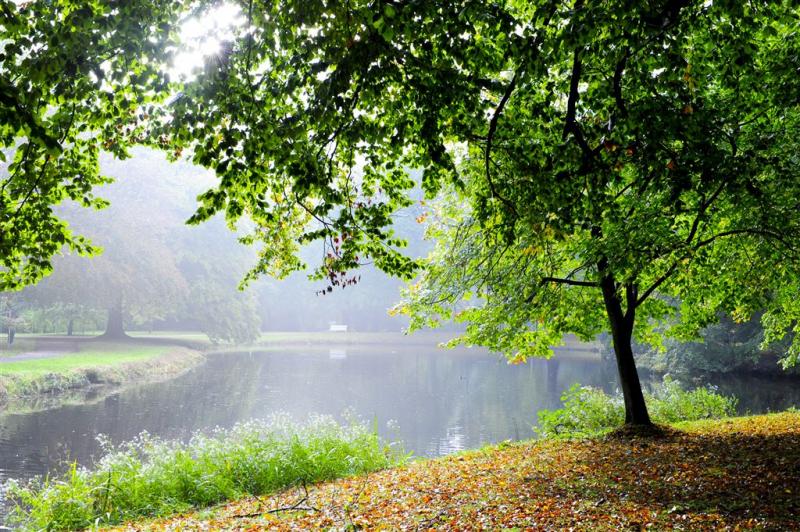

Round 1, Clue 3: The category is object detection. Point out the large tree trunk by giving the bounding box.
[67,318,74,336]
[103,296,128,339]
[599,270,651,426]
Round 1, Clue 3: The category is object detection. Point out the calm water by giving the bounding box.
[1,344,798,491]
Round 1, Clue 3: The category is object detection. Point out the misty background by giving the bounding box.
[9,148,429,339]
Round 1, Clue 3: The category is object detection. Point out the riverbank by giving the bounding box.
[255,331,600,353]
[0,338,205,412]
[113,412,800,531]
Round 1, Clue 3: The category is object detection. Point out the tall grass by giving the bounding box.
[537,377,738,438]
[6,414,403,530]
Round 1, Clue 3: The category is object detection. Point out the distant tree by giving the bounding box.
[0,294,25,344]
[27,152,193,338]
[34,219,188,339]
[24,149,263,343]
[155,1,800,426]
[177,216,263,344]
[636,313,795,376]
[186,283,261,344]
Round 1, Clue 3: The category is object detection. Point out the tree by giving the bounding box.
[22,148,263,343]
[0,294,25,344]
[155,1,800,425]
[25,151,194,338]
[7,1,800,425]
[176,205,264,345]
[0,1,183,290]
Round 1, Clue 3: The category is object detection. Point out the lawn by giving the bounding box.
[0,343,172,376]
[113,412,800,531]
[0,340,205,408]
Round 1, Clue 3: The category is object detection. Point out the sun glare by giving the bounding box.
[171,2,245,81]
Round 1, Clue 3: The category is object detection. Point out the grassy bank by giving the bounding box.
[0,340,204,411]
[6,416,400,530]
[108,412,800,531]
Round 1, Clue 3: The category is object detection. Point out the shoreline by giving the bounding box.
[108,412,800,530]
[0,344,206,414]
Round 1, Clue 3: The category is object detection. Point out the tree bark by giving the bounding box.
[67,318,74,336]
[103,296,128,339]
[599,270,652,425]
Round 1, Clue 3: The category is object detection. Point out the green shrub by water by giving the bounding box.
[537,377,738,438]
[6,414,403,530]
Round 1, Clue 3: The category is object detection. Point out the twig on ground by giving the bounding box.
[234,479,319,518]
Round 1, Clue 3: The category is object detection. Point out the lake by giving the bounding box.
[1,340,799,495]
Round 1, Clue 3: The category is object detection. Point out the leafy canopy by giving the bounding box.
[0,1,185,289]
[157,1,800,366]
[4,1,800,369]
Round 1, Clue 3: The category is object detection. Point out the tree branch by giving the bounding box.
[562,47,594,156]
[611,47,630,125]
[540,276,599,287]
[484,71,520,218]
[694,228,798,253]
[636,225,798,308]
[683,177,727,245]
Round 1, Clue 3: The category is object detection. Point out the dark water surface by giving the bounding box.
[1,344,799,492]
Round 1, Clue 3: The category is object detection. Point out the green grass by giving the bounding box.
[0,344,170,376]
[5,415,403,531]
[0,340,205,409]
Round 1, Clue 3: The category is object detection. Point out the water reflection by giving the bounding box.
[0,346,797,490]
[0,347,606,484]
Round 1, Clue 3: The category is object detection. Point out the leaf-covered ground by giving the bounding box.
[116,413,800,531]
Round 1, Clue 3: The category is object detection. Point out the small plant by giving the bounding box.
[536,384,625,438]
[536,377,737,438]
[647,376,738,423]
[6,413,403,530]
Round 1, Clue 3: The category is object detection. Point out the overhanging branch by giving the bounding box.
[636,225,799,308]
[540,276,599,287]
[484,71,520,217]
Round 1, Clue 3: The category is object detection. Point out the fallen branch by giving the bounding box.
[234,479,319,518]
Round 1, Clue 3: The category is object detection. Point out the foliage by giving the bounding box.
[537,378,737,438]
[104,413,800,530]
[139,0,800,371]
[186,282,261,344]
[393,0,800,359]
[536,384,625,438]
[635,313,796,375]
[6,414,400,530]
[647,377,737,424]
[0,1,186,290]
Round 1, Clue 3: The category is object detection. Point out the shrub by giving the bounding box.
[6,413,403,530]
[536,384,625,438]
[536,377,737,438]
[647,377,738,423]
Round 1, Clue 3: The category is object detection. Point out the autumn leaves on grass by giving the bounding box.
[126,412,800,531]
